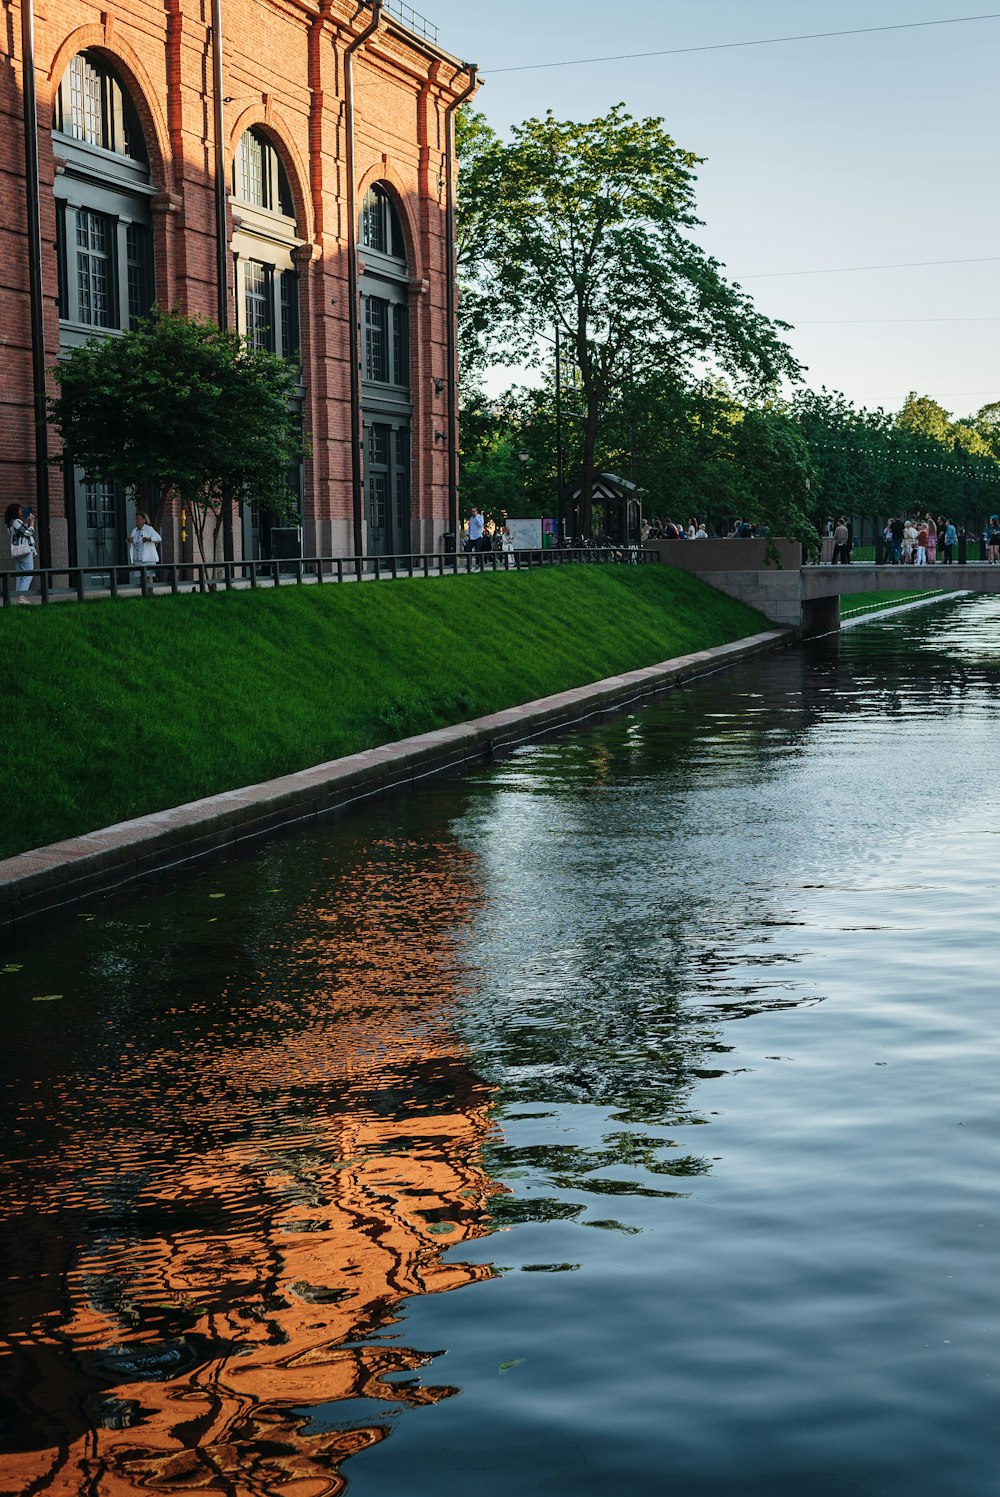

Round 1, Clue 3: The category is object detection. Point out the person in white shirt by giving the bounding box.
[128,510,161,581]
[466,507,485,566]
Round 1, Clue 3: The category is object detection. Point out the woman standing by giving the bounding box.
[5,503,36,603]
[989,516,1000,565]
[127,510,162,582]
[925,515,937,564]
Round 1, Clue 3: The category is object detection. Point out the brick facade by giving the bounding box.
[0,0,475,566]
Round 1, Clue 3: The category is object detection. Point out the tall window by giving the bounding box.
[54,54,154,335]
[360,184,411,556]
[232,130,300,362]
[230,129,305,561]
[54,53,156,569]
[126,223,153,331]
[244,260,273,351]
[75,210,114,327]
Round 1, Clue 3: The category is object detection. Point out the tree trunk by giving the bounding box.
[580,399,599,540]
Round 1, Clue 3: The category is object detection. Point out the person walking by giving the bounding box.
[832,516,850,565]
[466,506,485,566]
[5,503,36,603]
[128,509,162,583]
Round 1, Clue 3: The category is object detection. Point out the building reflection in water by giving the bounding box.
[0,832,503,1493]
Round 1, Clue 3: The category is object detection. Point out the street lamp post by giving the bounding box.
[554,327,565,541]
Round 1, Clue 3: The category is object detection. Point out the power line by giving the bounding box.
[744,255,1000,280]
[797,316,1000,325]
[488,12,1000,76]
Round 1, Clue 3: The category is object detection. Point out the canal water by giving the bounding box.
[1,597,998,1495]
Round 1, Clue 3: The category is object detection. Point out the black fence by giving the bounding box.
[1,545,656,607]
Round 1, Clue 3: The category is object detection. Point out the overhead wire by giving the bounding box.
[743,255,1000,280]
[487,12,1000,75]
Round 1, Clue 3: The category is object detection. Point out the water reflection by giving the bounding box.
[0,832,504,1491]
[2,596,999,1496]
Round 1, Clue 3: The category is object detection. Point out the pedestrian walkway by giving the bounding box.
[1,546,653,608]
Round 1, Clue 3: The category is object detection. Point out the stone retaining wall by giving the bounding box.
[0,629,792,930]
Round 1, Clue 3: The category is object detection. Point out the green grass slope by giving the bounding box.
[1,567,767,859]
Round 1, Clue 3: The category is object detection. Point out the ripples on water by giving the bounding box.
[1,596,998,1495]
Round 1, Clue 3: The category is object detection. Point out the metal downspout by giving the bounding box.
[443,64,478,550]
[344,0,382,560]
[210,0,235,560]
[20,0,50,567]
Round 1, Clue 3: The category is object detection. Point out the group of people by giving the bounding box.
[641,516,756,542]
[880,515,960,566]
[5,505,161,600]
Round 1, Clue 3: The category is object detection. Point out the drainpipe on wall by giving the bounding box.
[344,0,382,561]
[443,64,478,551]
[210,0,235,561]
[20,0,51,568]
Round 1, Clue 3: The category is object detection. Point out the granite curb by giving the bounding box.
[0,628,793,931]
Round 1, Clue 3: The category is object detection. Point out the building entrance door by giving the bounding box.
[365,422,410,557]
[74,473,125,572]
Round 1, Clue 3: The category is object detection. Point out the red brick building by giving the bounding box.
[1,0,476,570]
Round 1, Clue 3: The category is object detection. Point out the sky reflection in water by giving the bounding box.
[1,596,999,1495]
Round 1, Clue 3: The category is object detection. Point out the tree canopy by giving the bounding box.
[458,104,802,534]
[50,308,303,559]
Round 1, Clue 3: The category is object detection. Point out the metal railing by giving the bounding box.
[1,546,656,607]
[382,0,439,44]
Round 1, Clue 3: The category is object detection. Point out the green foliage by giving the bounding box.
[0,569,765,859]
[793,388,1000,522]
[49,308,303,556]
[458,389,531,519]
[457,103,801,532]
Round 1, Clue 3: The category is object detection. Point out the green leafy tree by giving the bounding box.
[50,308,303,561]
[458,103,801,534]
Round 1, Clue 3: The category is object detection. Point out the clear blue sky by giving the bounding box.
[425,0,1000,418]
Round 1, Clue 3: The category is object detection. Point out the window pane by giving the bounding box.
[85,481,115,529]
[369,473,388,529]
[244,260,273,349]
[391,303,409,388]
[280,271,299,360]
[126,223,153,330]
[240,132,267,207]
[364,297,389,382]
[368,424,389,466]
[68,54,105,146]
[361,187,386,252]
[63,53,146,161]
[75,209,113,327]
[395,429,410,532]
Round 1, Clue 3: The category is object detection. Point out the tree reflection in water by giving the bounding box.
[0,832,505,1494]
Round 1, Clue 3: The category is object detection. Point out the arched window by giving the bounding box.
[231,129,300,361]
[53,53,154,335]
[234,127,294,217]
[230,129,305,559]
[54,51,148,162]
[361,183,406,260]
[53,52,155,569]
[360,184,411,558]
